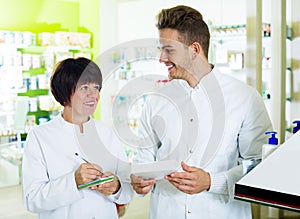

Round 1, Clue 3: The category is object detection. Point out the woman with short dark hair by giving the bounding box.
[22,57,133,219]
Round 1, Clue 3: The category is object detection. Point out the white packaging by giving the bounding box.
[22,53,32,69]
[38,95,52,110]
[38,32,53,46]
[23,31,36,46]
[37,74,47,89]
[31,54,41,68]
[14,31,24,45]
[28,97,38,112]
[30,76,37,90]
[262,144,279,160]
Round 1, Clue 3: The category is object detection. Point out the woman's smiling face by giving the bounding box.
[70,82,101,118]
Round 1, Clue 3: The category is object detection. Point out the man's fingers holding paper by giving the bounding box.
[130,174,156,195]
[165,162,211,194]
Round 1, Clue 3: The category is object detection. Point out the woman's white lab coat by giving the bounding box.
[22,115,133,219]
[138,69,273,219]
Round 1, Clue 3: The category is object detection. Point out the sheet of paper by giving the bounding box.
[74,120,131,179]
[131,159,179,180]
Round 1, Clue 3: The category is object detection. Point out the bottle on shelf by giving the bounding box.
[262,131,279,160]
[292,120,300,134]
[285,120,300,141]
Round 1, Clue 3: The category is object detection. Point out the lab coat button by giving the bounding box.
[188,210,191,213]
[189,149,193,154]
[190,118,194,122]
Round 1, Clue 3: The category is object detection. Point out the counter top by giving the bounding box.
[0,142,23,166]
[234,131,300,212]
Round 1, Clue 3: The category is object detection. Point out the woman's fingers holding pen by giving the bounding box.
[75,163,103,185]
[86,163,103,175]
[93,172,121,196]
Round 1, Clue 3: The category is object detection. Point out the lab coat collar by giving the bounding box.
[58,113,93,129]
[178,65,216,91]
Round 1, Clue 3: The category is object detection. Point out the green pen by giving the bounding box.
[77,175,115,189]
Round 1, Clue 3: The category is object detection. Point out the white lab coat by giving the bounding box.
[22,115,133,219]
[138,69,273,219]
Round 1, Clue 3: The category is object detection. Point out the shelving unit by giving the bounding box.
[210,23,293,139]
[0,31,94,183]
[210,24,247,82]
[0,30,93,133]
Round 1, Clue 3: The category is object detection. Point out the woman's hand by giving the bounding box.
[75,163,103,186]
[91,172,121,196]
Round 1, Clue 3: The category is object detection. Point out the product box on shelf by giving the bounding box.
[54,31,91,48]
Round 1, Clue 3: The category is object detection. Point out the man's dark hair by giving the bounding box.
[156,5,210,58]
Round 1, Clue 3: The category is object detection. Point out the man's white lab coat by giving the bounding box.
[138,69,273,219]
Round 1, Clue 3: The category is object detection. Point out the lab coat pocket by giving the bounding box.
[150,191,185,219]
[208,193,231,218]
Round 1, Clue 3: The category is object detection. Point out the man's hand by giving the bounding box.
[130,174,156,195]
[165,161,211,194]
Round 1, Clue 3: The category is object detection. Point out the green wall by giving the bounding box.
[0,0,79,32]
[0,0,100,54]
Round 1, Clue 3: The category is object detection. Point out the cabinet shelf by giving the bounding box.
[18,89,49,97]
[23,67,46,76]
[17,45,93,54]
[17,46,46,54]
[27,110,60,125]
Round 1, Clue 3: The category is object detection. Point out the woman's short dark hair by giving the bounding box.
[156,5,210,58]
[50,57,102,106]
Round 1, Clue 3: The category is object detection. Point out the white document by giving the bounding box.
[131,160,179,180]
